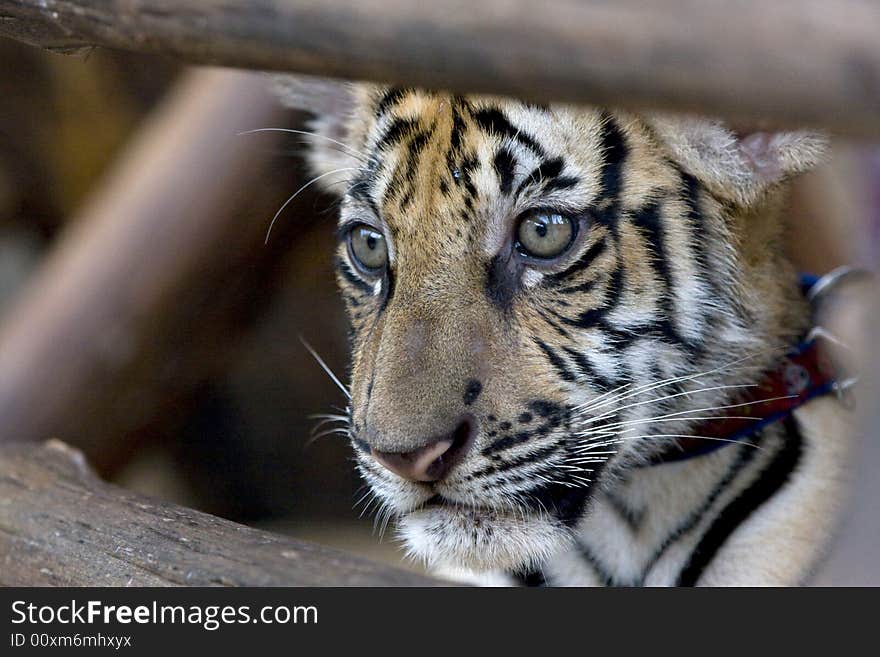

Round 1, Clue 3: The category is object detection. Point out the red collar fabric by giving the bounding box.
[650,338,837,465]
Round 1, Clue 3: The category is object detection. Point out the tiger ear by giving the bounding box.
[646,113,828,206]
[271,73,360,192]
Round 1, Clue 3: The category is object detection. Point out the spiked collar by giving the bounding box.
[649,268,862,465]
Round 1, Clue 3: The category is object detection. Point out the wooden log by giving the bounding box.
[0,440,443,586]
[0,1,878,136]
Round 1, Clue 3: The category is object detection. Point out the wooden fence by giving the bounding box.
[0,0,877,585]
[1,1,879,136]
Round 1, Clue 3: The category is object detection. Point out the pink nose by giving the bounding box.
[371,440,455,482]
[369,418,475,482]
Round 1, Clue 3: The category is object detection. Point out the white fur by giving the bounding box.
[440,395,852,586]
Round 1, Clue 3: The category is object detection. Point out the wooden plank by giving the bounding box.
[0,440,443,586]
[0,1,878,136]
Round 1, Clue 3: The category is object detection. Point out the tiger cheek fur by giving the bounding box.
[286,80,841,582]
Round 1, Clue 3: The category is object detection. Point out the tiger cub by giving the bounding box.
[277,76,853,586]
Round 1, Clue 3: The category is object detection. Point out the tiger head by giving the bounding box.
[280,78,825,575]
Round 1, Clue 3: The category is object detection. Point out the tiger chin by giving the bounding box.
[276,75,855,586]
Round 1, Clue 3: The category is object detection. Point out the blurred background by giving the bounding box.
[0,39,878,577]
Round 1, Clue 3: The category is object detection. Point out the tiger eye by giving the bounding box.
[516,212,575,259]
[348,224,388,272]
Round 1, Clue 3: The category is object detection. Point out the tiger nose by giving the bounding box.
[370,418,475,482]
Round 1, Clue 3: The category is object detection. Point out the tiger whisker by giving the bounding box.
[576,365,750,416]
[308,417,349,434]
[308,413,350,422]
[305,427,350,448]
[376,502,396,542]
[573,414,760,440]
[310,427,350,438]
[576,394,796,441]
[238,127,369,163]
[353,488,375,513]
[265,166,364,244]
[576,432,763,453]
[574,347,785,416]
[289,139,369,165]
[309,416,348,433]
[300,337,352,401]
[576,382,760,429]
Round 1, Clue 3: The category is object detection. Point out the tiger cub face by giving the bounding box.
[289,80,824,574]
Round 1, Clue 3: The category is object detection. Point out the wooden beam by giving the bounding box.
[0,1,878,136]
[0,440,443,586]
[0,68,287,449]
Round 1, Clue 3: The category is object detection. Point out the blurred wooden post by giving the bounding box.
[0,0,878,136]
[0,68,286,446]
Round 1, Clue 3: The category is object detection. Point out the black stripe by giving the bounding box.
[529,399,564,418]
[449,104,466,154]
[533,338,576,382]
[558,279,600,295]
[562,346,616,392]
[515,157,579,197]
[463,379,483,406]
[562,307,604,330]
[486,252,524,311]
[385,126,435,212]
[472,443,560,479]
[348,175,381,218]
[471,107,545,157]
[376,117,419,150]
[335,257,374,296]
[407,130,432,158]
[680,169,725,317]
[604,491,645,533]
[676,419,804,586]
[483,415,562,456]
[635,440,758,585]
[512,570,547,587]
[547,234,608,284]
[459,154,479,194]
[399,188,413,210]
[400,129,433,200]
[537,309,573,339]
[377,268,395,313]
[596,112,628,209]
[545,176,580,193]
[527,481,594,527]
[632,202,672,290]
[375,87,407,116]
[464,180,478,200]
[682,174,711,286]
[493,147,517,195]
[560,264,624,329]
[631,201,690,350]
[576,540,615,586]
[598,322,640,349]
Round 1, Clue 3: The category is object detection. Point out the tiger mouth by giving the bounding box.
[420,494,480,511]
[412,482,594,526]
[396,485,586,572]
[410,495,496,518]
[410,494,533,526]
